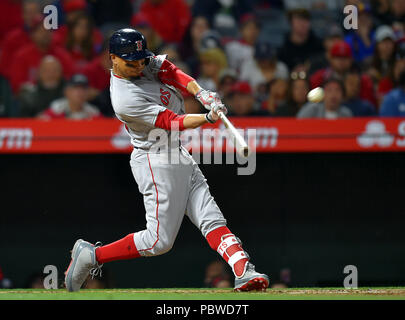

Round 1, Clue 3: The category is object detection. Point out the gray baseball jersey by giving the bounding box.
[110,55,185,150]
[110,55,227,257]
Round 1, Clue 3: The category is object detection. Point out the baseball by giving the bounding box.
[307,87,324,103]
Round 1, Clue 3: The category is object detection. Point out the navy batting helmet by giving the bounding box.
[109,28,153,61]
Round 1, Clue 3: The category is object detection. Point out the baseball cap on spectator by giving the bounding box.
[330,41,353,58]
[239,13,261,28]
[200,30,223,51]
[230,81,252,95]
[254,42,277,60]
[66,73,89,87]
[63,0,87,13]
[375,25,396,43]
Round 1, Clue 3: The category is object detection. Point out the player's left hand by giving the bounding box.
[196,89,223,111]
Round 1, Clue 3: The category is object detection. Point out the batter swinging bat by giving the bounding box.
[217,110,250,158]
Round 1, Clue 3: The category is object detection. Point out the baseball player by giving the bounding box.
[65,28,269,292]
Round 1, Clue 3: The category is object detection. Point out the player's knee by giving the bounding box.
[150,239,173,256]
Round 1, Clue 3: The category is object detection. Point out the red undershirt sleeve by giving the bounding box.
[155,109,187,131]
[157,59,195,94]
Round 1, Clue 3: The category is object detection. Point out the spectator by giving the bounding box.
[134,0,192,44]
[370,0,392,26]
[58,13,100,71]
[344,3,376,65]
[52,0,104,56]
[197,48,228,91]
[217,68,238,99]
[297,77,353,118]
[39,74,102,120]
[192,0,253,34]
[9,17,74,94]
[82,41,114,117]
[225,81,266,116]
[277,8,324,72]
[239,41,289,94]
[82,41,111,99]
[343,66,377,116]
[275,71,310,117]
[224,13,261,75]
[0,0,42,79]
[18,55,65,117]
[309,24,345,74]
[310,40,377,107]
[379,71,405,117]
[390,0,405,23]
[178,15,211,77]
[392,41,405,86]
[261,76,289,116]
[367,25,397,104]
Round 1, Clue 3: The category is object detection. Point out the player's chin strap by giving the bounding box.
[217,234,250,279]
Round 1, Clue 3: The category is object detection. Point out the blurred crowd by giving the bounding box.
[1,0,405,120]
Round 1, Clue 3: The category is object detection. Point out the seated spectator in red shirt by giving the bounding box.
[310,40,377,107]
[225,82,268,117]
[0,0,23,48]
[52,0,104,56]
[39,74,102,120]
[9,18,74,94]
[133,0,192,44]
[0,0,42,79]
[55,13,100,71]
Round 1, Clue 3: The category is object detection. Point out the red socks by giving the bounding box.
[206,226,249,278]
[95,233,141,264]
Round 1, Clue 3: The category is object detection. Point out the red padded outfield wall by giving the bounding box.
[0,118,405,153]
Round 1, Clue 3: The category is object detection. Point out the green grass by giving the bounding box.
[1,288,405,300]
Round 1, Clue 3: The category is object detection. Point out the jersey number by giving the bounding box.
[160,88,171,106]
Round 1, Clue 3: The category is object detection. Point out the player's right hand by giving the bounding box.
[196,89,223,111]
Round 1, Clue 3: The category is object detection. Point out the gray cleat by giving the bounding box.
[64,239,103,292]
[234,262,269,292]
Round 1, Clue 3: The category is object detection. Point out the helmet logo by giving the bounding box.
[135,40,143,51]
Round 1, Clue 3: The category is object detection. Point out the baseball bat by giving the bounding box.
[217,110,250,157]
